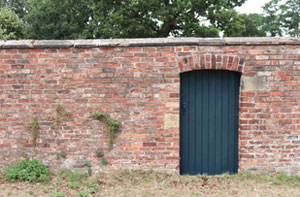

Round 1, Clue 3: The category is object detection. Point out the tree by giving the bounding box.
[263,0,283,36]
[25,0,93,39]
[280,0,300,37]
[210,9,266,37]
[4,0,265,39]
[0,0,29,18]
[0,7,26,40]
[240,14,267,37]
[90,0,246,38]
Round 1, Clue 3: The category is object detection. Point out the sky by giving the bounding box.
[235,0,272,14]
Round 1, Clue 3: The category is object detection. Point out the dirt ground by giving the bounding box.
[0,170,300,197]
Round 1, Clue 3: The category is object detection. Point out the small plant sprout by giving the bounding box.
[57,151,67,158]
[101,158,107,165]
[87,168,92,176]
[95,150,104,158]
[78,190,89,197]
[84,162,91,168]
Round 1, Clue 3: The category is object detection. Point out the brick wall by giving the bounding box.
[0,38,300,174]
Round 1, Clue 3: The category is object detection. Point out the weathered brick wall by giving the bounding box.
[0,38,300,174]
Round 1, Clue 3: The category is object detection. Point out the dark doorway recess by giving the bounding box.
[180,70,240,175]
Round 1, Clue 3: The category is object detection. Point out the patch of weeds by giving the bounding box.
[112,174,123,182]
[257,173,272,183]
[101,158,107,165]
[90,112,121,150]
[69,181,81,189]
[43,189,50,194]
[5,159,50,182]
[87,168,92,176]
[58,170,88,182]
[56,151,67,158]
[78,190,89,197]
[241,171,255,179]
[51,105,72,129]
[180,177,191,184]
[6,192,12,196]
[28,191,34,196]
[95,150,104,158]
[228,173,239,180]
[50,192,65,197]
[84,162,91,168]
[163,183,171,188]
[28,117,40,146]
[273,171,300,186]
[90,182,99,194]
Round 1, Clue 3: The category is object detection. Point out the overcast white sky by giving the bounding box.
[235,0,272,14]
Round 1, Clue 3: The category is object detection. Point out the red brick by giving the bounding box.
[0,41,299,175]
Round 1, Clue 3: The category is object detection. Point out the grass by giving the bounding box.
[0,170,299,196]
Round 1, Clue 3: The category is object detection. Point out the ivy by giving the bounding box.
[51,105,72,129]
[28,117,40,146]
[90,112,121,150]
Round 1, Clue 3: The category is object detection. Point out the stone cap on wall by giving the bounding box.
[1,37,300,49]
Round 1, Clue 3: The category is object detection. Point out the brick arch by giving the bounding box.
[178,54,245,73]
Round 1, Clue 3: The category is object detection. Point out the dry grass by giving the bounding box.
[0,169,300,197]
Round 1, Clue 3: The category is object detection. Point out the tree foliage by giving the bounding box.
[25,0,93,39]
[262,0,300,37]
[280,0,300,37]
[0,0,28,18]
[90,0,246,38]
[0,7,26,40]
[263,0,283,36]
[4,0,296,39]
[241,14,267,37]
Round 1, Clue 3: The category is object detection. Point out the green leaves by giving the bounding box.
[280,0,300,37]
[0,7,26,40]
[90,112,121,150]
[5,0,288,39]
[25,0,93,39]
[5,159,50,182]
[262,0,300,37]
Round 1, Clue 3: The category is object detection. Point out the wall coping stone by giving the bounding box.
[1,37,300,49]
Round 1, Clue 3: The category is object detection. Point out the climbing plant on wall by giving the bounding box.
[90,112,121,150]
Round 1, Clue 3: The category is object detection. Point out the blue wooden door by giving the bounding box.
[180,70,240,175]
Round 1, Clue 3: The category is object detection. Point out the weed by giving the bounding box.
[28,117,40,146]
[28,191,34,195]
[273,171,300,186]
[90,182,99,194]
[87,168,92,176]
[69,181,81,189]
[58,170,88,182]
[78,190,89,197]
[101,158,107,165]
[50,192,65,197]
[95,150,104,158]
[56,151,67,158]
[241,171,254,179]
[84,162,91,168]
[51,105,72,129]
[90,112,121,150]
[5,159,50,182]
[22,152,29,159]
[6,192,12,196]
